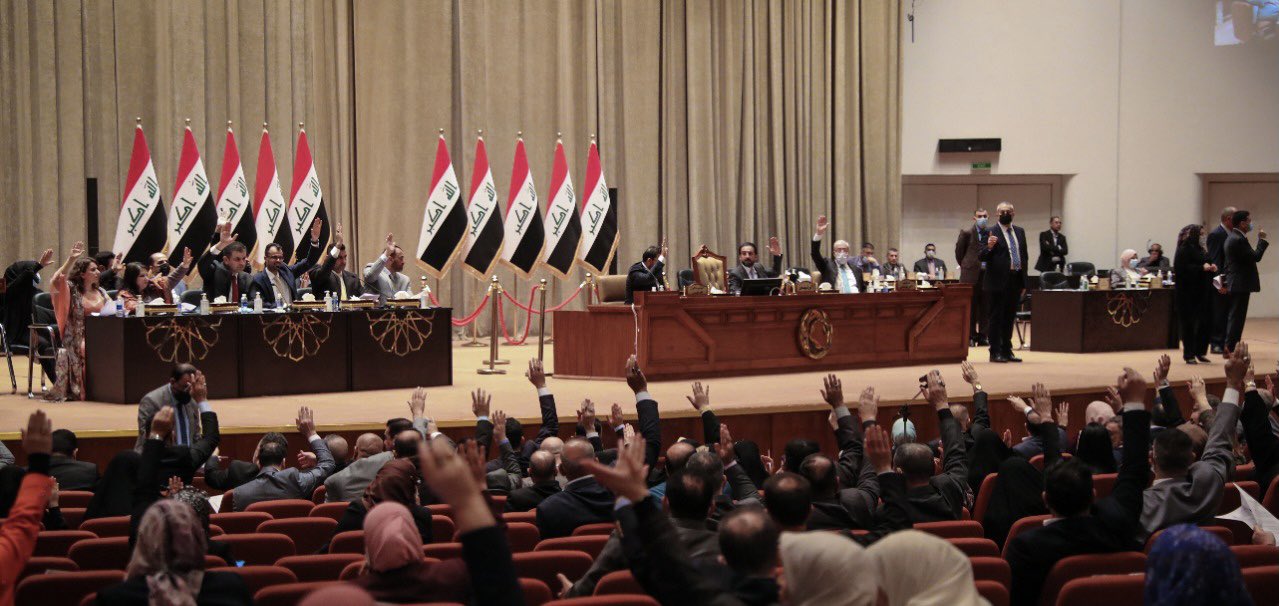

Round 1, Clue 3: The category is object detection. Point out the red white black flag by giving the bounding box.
[112,123,167,264]
[542,137,581,279]
[461,134,504,279]
[577,137,618,273]
[167,125,218,265]
[501,136,544,277]
[415,133,467,278]
[285,126,331,261]
[252,126,288,267]
[215,125,255,260]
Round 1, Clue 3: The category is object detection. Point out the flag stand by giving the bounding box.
[536,278,554,376]
[461,276,485,346]
[477,276,506,375]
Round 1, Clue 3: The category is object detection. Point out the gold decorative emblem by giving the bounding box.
[144,317,224,363]
[798,308,834,359]
[260,314,332,362]
[1105,292,1150,328]
[683,283,709,296]
[368,310,436,356]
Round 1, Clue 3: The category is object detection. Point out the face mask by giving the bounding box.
[834,252,849,264]
[1128,259,1139,269]
[975,217,988,229]
[999,213,1013,226]
[173,389,192,405]
[925,250,936,259]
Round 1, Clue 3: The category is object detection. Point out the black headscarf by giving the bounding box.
[0,465,25,516]
[982,457,1048,548]
[1074,423,1118,474]
[85,449,141,519]
[733,440,770,488]
[966,426,1013,490]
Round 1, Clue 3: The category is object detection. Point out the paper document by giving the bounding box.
[1219,484,1279,540]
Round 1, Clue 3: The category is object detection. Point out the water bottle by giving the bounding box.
[252,293,263,314]
[135,300,146,317]
[199,293,210,315]
[239,294,248,311]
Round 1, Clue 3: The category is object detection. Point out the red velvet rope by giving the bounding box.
[496,295,534,345]
[500,283,585,314]
[449,294,490,327]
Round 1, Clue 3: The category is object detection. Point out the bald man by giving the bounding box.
[535,437,615,538]
[506,450,563,512]
[323,431,392,503]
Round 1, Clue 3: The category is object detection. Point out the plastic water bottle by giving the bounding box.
[252,293,263,314]
[135,300,146,317]
[239,294,248,312]
[199,293,210,315]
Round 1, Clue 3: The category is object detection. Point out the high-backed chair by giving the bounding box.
[1039,271,1069,290]
[180,288,205,307]
[207,565,299,594]
[15,570,124,606]
[596,275,629,303]
[1065,262,1096,278]
[690,246,727,291]
[1038,552,1146,606]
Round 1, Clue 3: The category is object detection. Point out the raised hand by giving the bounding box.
[1031,382,1053,418]
[150,407,175,439]
[416,439,492,534]
[218,221,236,247]
[610,403,624,429]
[815,215,829,237]
[1265,370,1275,396]
[761,452,775,475]
[767,236,781,257]
[924,370,949,410]
[1224,343,1250,390]
[715,424,736,466]
[493,410,508,444]
[577,399,596,431]
[686,382,711,412]
[625,355,647,394]
[865,425,894,474]
[1117,367,1149,409]
[1006,395,1031,416]
[858,386,880,423]
[660,237,668,259]
[20,410,53,455]
[458,440,487,485]
[164,475,184,498]
[182,247,194,268]
[1104,385,1123,413]
[408,386,427,419]
[48,479,60,507]
[820,374,844,408]
[471,388,491,419]
[310,218,323,242]
[581,425,650,502]
[526,359,547,389]
[1054,401,1070,427]
[1187,375,1207,409]
[987,234,998,250]
[296,451,317,470]
[333,222,344,247]
[38,248,55,266]
[960,361,980,389]
[1153,354,1171,385]
[384,233,396,257]
[1001,429,1014,448]
[68,241,85,260]
[295,406,316,437]
[1259,228,1268,240]
[190,371,208,403]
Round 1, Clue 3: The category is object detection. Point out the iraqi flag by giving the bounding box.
[461,134,504,279]
[415,133,467,278]
[215,125,255,260]
[167,125,218,266]
[542,137,581,279]
[577,137,618,273]
[501,136,544,277]
[285,126,330,261]
[252,126,288,267]
[112,123,167,264]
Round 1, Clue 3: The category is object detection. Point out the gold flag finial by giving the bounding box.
[517,130,523,138]
[227,120,233,129]
[262,122,269,130]
[298,122,305,130]
[135,117,142,125]
[185,118,192,126]
[477,129,483,137]
[556,131,563,139]
[439,128,445,135]
[590,133,596,141]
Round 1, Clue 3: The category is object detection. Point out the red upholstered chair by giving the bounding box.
[257,517,339,555]
[968,557,1011,590]
[1001,514,1053,557]
[504,511,539,525]
[253,581,343,606]
[422,542,464,560]
[67,536,131,570]
[594,570,644,595]
[208,524,225,537]
[429,503,455,519]
[211,533,297,565]
[489,495,508,515]
[61,507,86,530]
[536,535,611,560]
[1092,473,1118,500]
[328,530,365,554]
[1218,481,1261,515]
[431,515,456,543]
[521,577,554,606]
[1243,565,1279,606]
[337,557,439,581]
[276,553,364,582]
[543,596,660,606]
[1231,544,1279,569]
[1145,526,1233,552]
[1234,462,1255,482]
[1266,476,1279,518]
[20,556,79,580]
[14,570,124,606]
[208,565,299,594]
[205,555,228,568]
[947,538,1000,558]
[571,523,615,537]
[1215,516,1256,546]
[514,551,595,591]
[1038,552,1146,606]
[1028,452,1072,471]
[308,502,349,522]
[34,530,97,557]
[211,512,273,534]
[310,484,326,504]
[246,499,316,519]
[1056,574,1145,606]
[502,522,542,553]
[218,490,235,513]
[971,473,999,523]
[191,474,221,496]
[975,580,1009,606]
[78,515,132,538]
[58,491,94,509]
[914,520,983,539]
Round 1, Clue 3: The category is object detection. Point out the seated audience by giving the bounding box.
[306,222,363,299]
[248,218,323,307]
[870,530,988,605]
[197,221,252,302]
[811,215,867,293]
[232,406,336,510]
[349,501,469,603]
[888,370,970,522]
[203,432,283,491]
[1145,523,1252,606]
[85,450,142,520]
[49,428,100,491]
[0,411,56,606]
[1111,248,1144,285]
[325,389,432,503]
[506,449,560,512]
[727,237,783,293]
[363,233,412,300]
[881,247,906,279]
[535,436,613,539]
[1075,422,1118,474]
[1138,242,1171,272]
[0,439,13,468]
[324,433,351,475]
[333,435,434,546]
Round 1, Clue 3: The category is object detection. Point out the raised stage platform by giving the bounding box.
[1,319,1275,468]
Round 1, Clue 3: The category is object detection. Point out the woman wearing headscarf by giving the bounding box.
[966,426,1014,491]
[331,458,433,549]
[869,530,989,606]
[778,531,878,606]
[1145,524,1253,606]
[981,457,1048,548]
[348,501,470,603]
[1073,423,1118,474]
[1174,223,1215,364]
[94,499,252,606]
[1109,249,1144,287]
[85,450,141,520]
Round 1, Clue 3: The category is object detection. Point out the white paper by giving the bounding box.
[207,494,223,512]
[1219,484,1279,541]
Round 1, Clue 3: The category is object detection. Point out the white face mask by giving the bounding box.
[834,252,849,265]
[1128,259,1139,269]
[925,250,936,259]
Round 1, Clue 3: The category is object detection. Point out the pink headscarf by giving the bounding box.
[364,501,423,572]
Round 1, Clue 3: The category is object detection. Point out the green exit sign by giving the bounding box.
[971,161,992,170]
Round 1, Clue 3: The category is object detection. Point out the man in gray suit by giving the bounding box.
[135,364,202,451]
[233,406,337,510]
[1138,349,1247,541]
[363,232,412,301]
[955,208,989,346]
[323,387,436,502]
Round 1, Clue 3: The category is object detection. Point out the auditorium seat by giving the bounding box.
[1230,544,1279,569]
[310,484,326,504]
[246,499,316,519]
[596,275,629,303]
[257,517,339,555]
[218,489,235,513]
[1056,574,1144,606]
[1265,476,1279,518]
[1235,462,1255,482]
[429,503,455,519]
[514,550,595,591]
[570,522,615,537]
[1218,481,1261,515]
[594,570,643,595]
[431,514,456,543]
[34,530,96,557]
[211,511,272,534]
[20,556,79,580]
[503,522,542,552]
[1028,452,1072,471]
[488,495,508,514]
[914,520,983,539]
[208,565,299,594]
[1242,565,1279,606]
[309,502,349,522]
[1038,552,1146,606]
[209,523,225,537]
[205,555,229,568]
[68,536,131,570]
[337,557,442,581]
[521,577,555,606]
[15,570,124,606]
[544,596,659,606]
[254,581,343,606]
[328,530,364,554]
[276,553,364,582]
[971,473,998,523]
[967,557,1011,590]
[61,507,86,530]
[422,542,464,560]
[1001,515,1052,557]
[58,491,94,509]
[975,580,1009,606]
[504,511,539,525]
[211,533,296,565]
[1092,473,1118,500]
[947,538,1000,558]
[1145,526,1232,552]
[78,515,132,538]
[536,535,611,560]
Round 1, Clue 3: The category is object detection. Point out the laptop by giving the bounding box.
[740,277,782,296]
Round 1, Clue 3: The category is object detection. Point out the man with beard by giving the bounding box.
[134,364,203,451]
[727,237,784,294]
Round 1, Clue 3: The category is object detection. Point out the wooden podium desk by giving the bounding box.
[552,285,972,380]
[1030,289,1176,353]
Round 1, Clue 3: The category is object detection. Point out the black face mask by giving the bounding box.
[999,213,1013,226]
[173,389,192,405]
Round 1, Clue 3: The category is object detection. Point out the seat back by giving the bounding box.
[968,556,1011,590]
[15,570,124,606]
[253,581,344,606]
[211,511,273,534]
[1230,544,1279,569]
[429,503,455,518]
[245,499,317,519]
[208,565,299,594]
[1065,262,1096,278]
[1242,565,1279,606]
[275,553,364,582]
[915,520,983,539]
[308,501,349,522]
[61,507,86,530]
[180,289,205,306]
[1039,552,1146,606]
[594,569,644,595]
[597,275,629,303]
[431,514,456,543]
[513,550,595,590]
[971,473,999,525]
[1234,462,1256,482]
[691,245,728,291]
[34,530,97,558]
[571,522,616,537]
[1218,481,1261,515]
[1092,473,1118,500]
[521,577,554,606]
[328,530,365,554]
[536,534,611,559]
[78,515,132,538]
[421,542,464,560]
[211,532,297,565]
[58,491,94,509]
[947,538,1000,558]
[1028,452,1072,471]
[1040,271,1069,290]
[1145,525,1233,552]
[1266,476,1279,518]
[67,536,131,570]
[505,522,542,553]
[504,511,539,525]
[310,484,327,504]
[975,579,1010,606]
[1056,574,1144,606]
[20,556,79,580]
[257,517,339,556]
[1002,514,1053,558]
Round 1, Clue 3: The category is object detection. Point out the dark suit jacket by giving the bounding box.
[727,254,782,292]
[1035,229,1068,272]
[625,260,665,304]
[1174,242,1212,297]
[248,241,321,306]
[955,224,987,284]
[3,260,44,348]
[94,571,252,606]
[203,459,260,491]
[49,455,99,491]
[507,481,562,513]
[809,240,866,292]
[1206,224,1230,271]
[978,224,1029,292]
[1224,229,1269,293]
[1006,408,1151,606]
[196,239,252,302]
[308,248,364,299]
[897,408,969,523]
[535,475,615,539]
[912,257,948,278]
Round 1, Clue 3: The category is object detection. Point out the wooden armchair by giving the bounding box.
[691,246,728,292]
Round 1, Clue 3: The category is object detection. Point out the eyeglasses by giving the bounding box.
[266,254,284,260]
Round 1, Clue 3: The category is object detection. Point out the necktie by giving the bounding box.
[747,266,756,280]
[840,265,854,294]
[338,273,347,299]
[173,404,188,446]
[230,274,239,302]
[1007,228,1021,271]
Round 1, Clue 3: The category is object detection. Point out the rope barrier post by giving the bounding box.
[492,278,510,365]
[536,278,548,365]
[584,272,596,305]
[477,275,506,375]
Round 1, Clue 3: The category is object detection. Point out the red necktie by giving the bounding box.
[230,274,240,301]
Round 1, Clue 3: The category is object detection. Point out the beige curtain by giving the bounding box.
[1,0,898,336]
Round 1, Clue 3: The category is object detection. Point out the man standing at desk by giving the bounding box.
[956,208,989,346]
[979,202,1028,363]
[625,240,667,304]
[1206,207,1236,354]
[1223,209,1268,353]
[1035,216,1068,273]
[811,215,866,294]
[727,236,783,293]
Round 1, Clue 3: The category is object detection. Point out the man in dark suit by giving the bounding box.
[507,450,562,512]
[1034,216,1068,273]
[1223,210,1269,352]
[912,243,948,279]
[727,237,783,293]
[886,371,969,522]
[955,209,989,345]
[48,429,99,491]
[810,215,867,293]
[249,218,323,307]
[307,222,363,301]
[198,221,252,302]
[134,364,203,451]
[1205,206,1236,353]
[535,437,615,538]
[979,202,1029,363]
[625,242,666,304]
[1006,368,1152,606]
[2,248,54,350]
